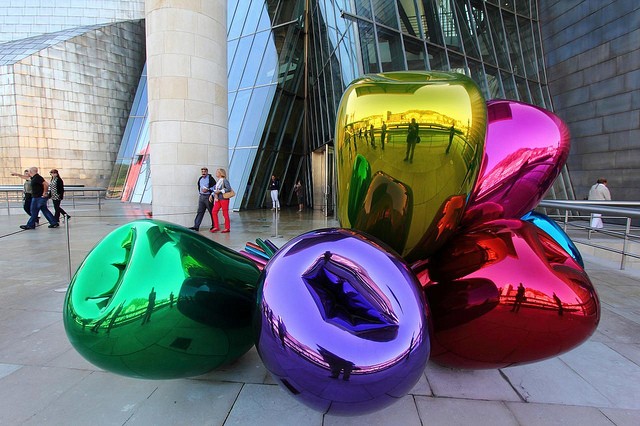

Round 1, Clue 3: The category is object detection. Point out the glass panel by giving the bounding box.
[467,59,488,98]
[486,4,510,70]
[501,70,517,99]
[404,36,427,70]
[229,89,252,149]
[518,16,538,79]
[528,80,543,107]
[236,85,277,148]
[255,31,279,86]
[354,0,373,19]
[436,0,461,52]
[515,76,531,103]
[373,0,399,29]
[240,30,271,89]
[228,35,253,91]
[133,118,149,155]
[357,19,379,73]
[500,0,514,12]
[229,0,251,39]
[256,1,273,32]
[532,21,546,84]
[228,148,258,209]
[484,65,504,99]
[377,27,405,71]
[453,0,481,59]
[227,1,239,35]
[531,0,537,19]
[515,0,531,17]
[419,0,445,45]
[426,43,448,70]
[227,38,239,74]
[542,85,553,110]
[269,0,305,27]
[468,0,497,65]
[448,52,467,75]
[397,0,420,37]
[130,64,147,116]
[242,0,264,36]
[502,10,525,76]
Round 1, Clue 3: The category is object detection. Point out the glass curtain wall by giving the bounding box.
[107,64,151,202]
[307,0,572,199]
[111,0,572,207]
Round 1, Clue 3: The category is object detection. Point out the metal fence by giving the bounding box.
[0,186,107,215]
[538,200,640,270]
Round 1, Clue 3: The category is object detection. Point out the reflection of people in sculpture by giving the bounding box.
[141,287,157,325]
[107,301,125,334]
[588,178,610,229]
[277,316,287,348]
[404,118,419,163]
[446,124,455,154]
[169,292,174,308]
[318,345,355,381]
[511,283,526,312]
[351,125,358,153]
[369,124,376,148]
[380,121,387,150]
[553,292,563,316]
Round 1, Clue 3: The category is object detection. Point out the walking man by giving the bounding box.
[19,167,58,230]
[189,167,215,231]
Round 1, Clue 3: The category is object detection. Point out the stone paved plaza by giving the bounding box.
[0,200,639,425]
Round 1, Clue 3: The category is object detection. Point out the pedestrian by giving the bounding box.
[48,169,70,222]
[189,167,215,231]
[294,180,305,212]
[210,168,233,233]
[268,175,281,210]
[11,169,35,219]
[588,178,611,229]
[369,124,376,148]
[19,167,58,230]
[403,118,419,163]
[380,121,387,150]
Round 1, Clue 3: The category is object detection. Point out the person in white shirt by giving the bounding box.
[588,178,611,229]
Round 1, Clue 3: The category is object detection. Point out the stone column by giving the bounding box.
[145,0,227,225]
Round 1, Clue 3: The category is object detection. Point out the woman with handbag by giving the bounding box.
[49,169,70,222]
[210,168,234,233]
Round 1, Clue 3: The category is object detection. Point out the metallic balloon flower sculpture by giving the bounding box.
[63,220,260,379]
[64,71,599,416]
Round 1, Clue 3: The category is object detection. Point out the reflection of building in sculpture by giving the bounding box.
[260,304,426,376]
[475,146,559,200]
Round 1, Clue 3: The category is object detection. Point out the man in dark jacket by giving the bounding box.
[19,167,58,230]
[189,167,215,231]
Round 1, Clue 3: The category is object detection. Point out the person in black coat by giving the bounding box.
[268,175,281,210]
[49,169,70,222]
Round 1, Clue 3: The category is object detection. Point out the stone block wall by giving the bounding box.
[540,0,640,200]
[0,20,145,188]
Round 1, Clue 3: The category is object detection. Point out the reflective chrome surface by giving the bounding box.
[64,219,261,379]
[423,219,599,369]
[463,99,570,226]
[255,228,430,415]
[522,210,584,267]
[336,71,487,261]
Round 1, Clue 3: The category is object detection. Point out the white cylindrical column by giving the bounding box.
[145,0,227,225]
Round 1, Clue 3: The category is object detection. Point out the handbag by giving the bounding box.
[222,189,235,199]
